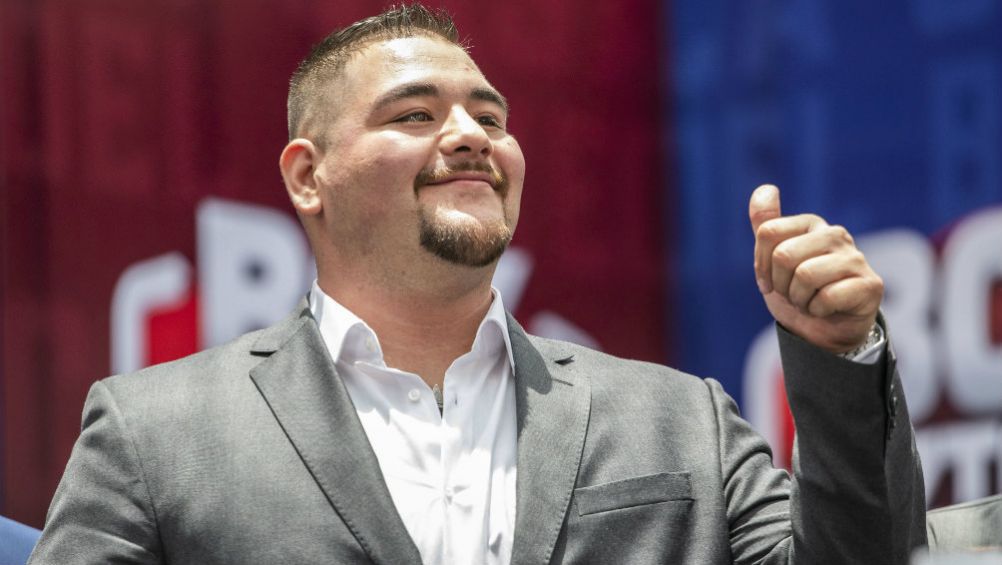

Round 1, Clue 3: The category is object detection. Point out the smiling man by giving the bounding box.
[30,5,926,565]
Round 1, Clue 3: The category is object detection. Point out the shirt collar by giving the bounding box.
[308,280,516,371]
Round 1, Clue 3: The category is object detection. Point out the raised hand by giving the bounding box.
[749,184,883,354]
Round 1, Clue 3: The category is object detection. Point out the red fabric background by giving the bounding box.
[0,0,668,526]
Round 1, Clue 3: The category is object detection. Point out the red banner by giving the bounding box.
[1,0,666,526]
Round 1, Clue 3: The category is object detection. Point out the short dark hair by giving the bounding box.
[287,4,462,142]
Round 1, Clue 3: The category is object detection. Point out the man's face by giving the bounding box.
[312,35,525,269]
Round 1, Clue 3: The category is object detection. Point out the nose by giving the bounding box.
[439,106,492,158]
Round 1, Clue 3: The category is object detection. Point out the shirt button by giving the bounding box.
[407,389,421,402]
[365,336,377,352]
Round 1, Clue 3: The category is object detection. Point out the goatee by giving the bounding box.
[418,208,512,267]
[414,162,512,267]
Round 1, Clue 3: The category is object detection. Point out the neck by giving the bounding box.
[317,260,497,388]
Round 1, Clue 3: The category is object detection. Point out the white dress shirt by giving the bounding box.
[308,281,518,565]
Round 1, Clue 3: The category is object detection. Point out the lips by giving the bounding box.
[415,164,507,195]
[425,172,495,186]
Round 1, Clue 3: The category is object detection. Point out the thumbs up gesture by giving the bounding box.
[749,185,883,354]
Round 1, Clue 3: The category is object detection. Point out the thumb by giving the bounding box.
[749,184,782,234]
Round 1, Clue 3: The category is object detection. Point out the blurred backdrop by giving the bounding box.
[1,0,1000,528]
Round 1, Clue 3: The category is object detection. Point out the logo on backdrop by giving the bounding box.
[110,198,598,375]
[744,206,1002,504]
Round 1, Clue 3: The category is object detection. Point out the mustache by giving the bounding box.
[414,162,507,194]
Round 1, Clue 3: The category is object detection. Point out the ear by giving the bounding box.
[280,139,323,216]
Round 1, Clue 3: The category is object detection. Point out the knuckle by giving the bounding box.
[757,222,779,242]
[814,284,830,302]
[829,224,853,245]
[823,283,843,302]
[773,246,796,269]
[769,247,793,268]
[809,297,831,317]
[848,249,866,268]
[794,263,815,286]
[811,291,833,314]
[870,274,885,296]
[807,214,828,228]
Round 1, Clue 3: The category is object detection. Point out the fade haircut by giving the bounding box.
[287,4,462,143]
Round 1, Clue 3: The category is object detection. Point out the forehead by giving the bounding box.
[340,36,491,99]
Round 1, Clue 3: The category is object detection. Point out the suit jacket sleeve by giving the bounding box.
[717,321,926,564]
[28,380,162,565]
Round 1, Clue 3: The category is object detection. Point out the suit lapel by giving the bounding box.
[508,315,592,565]
[248,306,422,565]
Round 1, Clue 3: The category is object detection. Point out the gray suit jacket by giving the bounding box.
[927,494,1002,552]
[30,304,926,564]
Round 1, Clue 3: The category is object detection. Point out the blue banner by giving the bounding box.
[669,0,1002,505]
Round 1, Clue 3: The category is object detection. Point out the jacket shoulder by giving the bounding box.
[105,327,264,387]
[100,309,311,406]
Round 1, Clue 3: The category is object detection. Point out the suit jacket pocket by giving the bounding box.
[575,471,692,516]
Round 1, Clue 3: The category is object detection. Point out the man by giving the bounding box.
[30,5,926,564]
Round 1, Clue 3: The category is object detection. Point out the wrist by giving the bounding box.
[838,323,882,359]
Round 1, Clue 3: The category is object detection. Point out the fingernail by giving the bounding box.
[757,278,770,294]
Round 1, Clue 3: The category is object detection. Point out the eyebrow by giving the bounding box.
[372,82,509,114]
[471,87,509,114]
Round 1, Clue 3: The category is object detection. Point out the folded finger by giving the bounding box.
[807,275,883,318]
[755,214,827,294]
[787,251,867,310]
[765,220,845,298]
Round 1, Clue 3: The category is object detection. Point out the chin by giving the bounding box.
[418,205,513,267]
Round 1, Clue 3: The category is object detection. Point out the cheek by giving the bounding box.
[498,137,526,184]
[324,144,415,197]
[499,137,525,215]
[505,189,522,229]
[322,153,422,228]
[349,137,427,189]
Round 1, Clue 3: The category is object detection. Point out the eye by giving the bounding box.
[394,111,433,123]
[477,114,503,128]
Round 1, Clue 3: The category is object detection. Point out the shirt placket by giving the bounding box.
[442,356,484,565]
